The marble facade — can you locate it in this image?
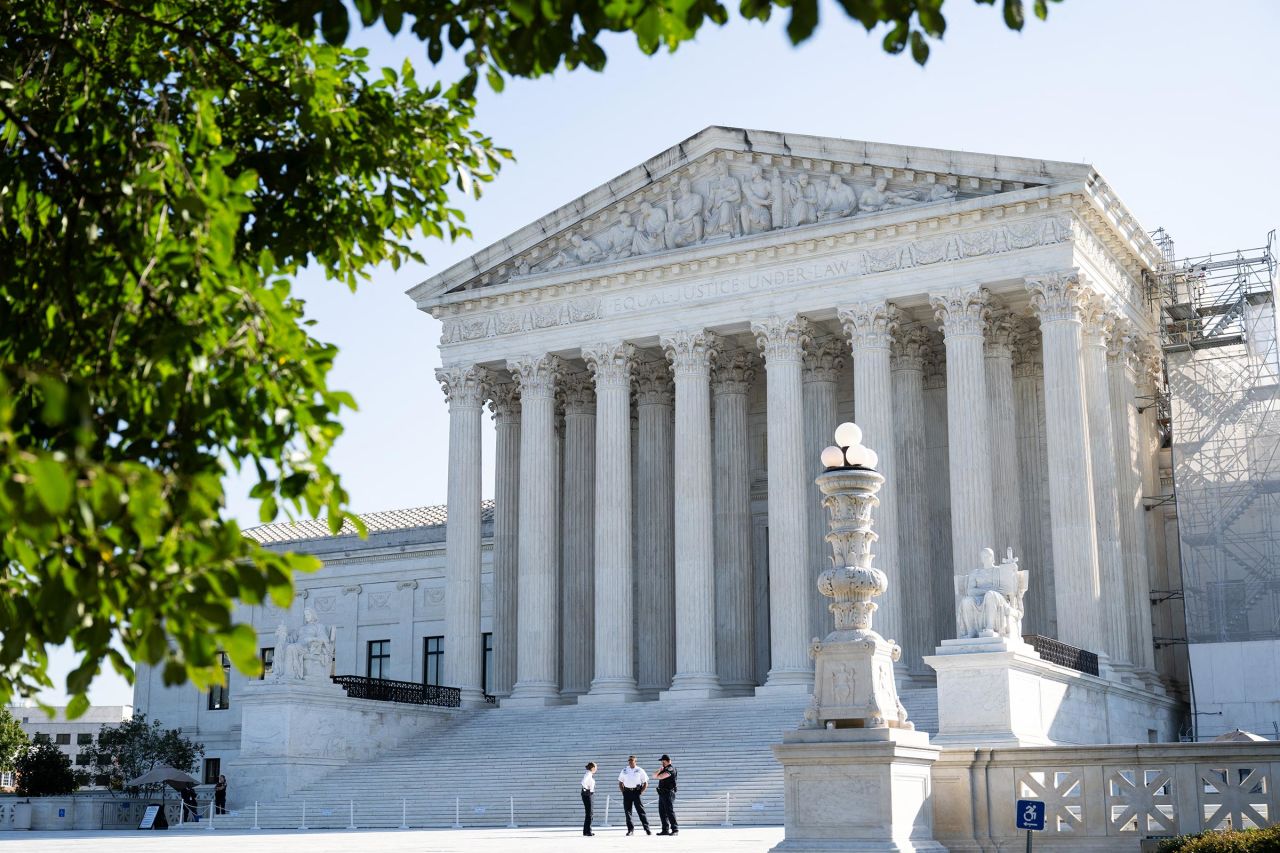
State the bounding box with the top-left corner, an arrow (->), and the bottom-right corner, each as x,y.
415,127 -> 1175,708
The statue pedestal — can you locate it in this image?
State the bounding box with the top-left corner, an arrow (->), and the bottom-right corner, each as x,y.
770,728 -> 946,853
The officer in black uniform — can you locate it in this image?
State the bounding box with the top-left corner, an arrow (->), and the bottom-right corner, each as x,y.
655,754 -> 678,836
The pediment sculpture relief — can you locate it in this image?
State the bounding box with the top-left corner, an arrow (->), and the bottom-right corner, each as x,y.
530,158 -> 962,276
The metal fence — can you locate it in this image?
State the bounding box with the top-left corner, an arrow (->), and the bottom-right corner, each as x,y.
331,675 -> 461,708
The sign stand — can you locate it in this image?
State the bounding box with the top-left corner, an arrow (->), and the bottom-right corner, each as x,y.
1016,798 -> 1046,853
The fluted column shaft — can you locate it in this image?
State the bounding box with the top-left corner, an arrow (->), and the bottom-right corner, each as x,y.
802,338 -> 844,645
752,316 -> 813,690
890,326 -> 934,676
505,355 -> 562,704
839,302 -> 904,663
930,288 -> 996,606
985,312 -> 1022,558
1012,333 -> 1057,638
490,386 -> 521,699
634,362 -> 675,695
662,331 -> 722,697
560,374 -> 596,697
437,365 -> 488,705
582,343 -> 640,702
1082,301 -> 1130,666
1026,272 -> 1102,649
713,352 -> 757,694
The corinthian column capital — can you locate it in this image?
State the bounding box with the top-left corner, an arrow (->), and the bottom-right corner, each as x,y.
890,324 -> 931,372
1011,321 -> 1044,378
983,309 -> 1017,360
929,287 -> 991,338
1081,293 -> 1118,343
711,350 -> 757,396
633,360 -> 674,406
660,330 -> 720,375
838,301 -> 901,351
802,335 -> 847,384
436,365 -> 490,408
582,342 -> 636,390
506,354 -> 563,399
1107,317 -> 1139,368
488,380 -> 521,423
560,370 -> 597,415
1025,270 -> 1091,323
751,315 -> 811,364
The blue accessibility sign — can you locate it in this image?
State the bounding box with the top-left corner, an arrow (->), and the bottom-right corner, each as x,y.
1016,800 -> 1046,831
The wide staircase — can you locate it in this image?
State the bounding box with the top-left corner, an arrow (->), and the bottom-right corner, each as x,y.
209,687 -> 938,830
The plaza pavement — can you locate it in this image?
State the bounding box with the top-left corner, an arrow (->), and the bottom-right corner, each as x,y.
12,826 -> 786,852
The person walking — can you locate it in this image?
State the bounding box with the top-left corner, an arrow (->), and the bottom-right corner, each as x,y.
581,762 -> 597,836
654,754 -> 678,836
214,774 -> 228,815
617,755 -> 651,836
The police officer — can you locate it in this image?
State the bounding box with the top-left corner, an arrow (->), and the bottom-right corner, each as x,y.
617,755 -> 651,835
655,754 -> 678,836
581,761 -> 597,836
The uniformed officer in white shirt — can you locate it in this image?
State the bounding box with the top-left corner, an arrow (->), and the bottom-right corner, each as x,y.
580,762 -> 597,836
617,755 -> 652,835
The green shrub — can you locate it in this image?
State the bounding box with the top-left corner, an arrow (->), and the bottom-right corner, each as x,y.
1157,825 -> 1280,853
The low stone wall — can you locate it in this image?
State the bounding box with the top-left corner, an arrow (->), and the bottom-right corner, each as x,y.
934,740 -> 1280,852
0,794 -> 192,831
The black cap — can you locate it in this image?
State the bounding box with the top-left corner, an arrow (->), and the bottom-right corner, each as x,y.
660,754 -> 670,761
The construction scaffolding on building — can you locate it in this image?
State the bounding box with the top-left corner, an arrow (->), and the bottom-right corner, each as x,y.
1154,228 -> 1280,738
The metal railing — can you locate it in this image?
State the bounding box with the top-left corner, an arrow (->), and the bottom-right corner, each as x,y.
1022,634 -> 1100,676
331,675 -> 461,708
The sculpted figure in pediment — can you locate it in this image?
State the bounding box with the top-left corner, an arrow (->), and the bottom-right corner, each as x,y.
924,182 -> 957,203
543,233 -> 604,271
665,177 -> 704,249
632,201 -> 669,255
741,166 -> 774,235
817,175 -> 858,221
704,162 -> 742,239
858,176 -> 919,212
786,173 -> 819,228
597,212 -> 637,260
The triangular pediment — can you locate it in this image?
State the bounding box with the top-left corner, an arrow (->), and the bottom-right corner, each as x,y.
408,127 -> 1096,306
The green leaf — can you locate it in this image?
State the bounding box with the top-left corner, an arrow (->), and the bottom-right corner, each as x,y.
31,457 -> 73,514
1004,0 -> 1026,30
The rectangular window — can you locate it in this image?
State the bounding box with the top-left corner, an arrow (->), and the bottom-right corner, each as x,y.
75,753 -> 91,766
207,651 -> 231,710
482,632 -> 494,696
423,636 -> 444,687
260,647 -> 275,681
203,757 -> 220,785
77,733 -> 93,745
367,640 -> 391,680
55,733 -> 71,745
33,732 -> 49,744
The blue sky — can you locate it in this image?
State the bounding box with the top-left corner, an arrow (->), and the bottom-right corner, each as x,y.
40,0 -> 1279,708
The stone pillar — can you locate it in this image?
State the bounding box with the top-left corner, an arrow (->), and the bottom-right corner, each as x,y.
489,382 -> 521,699
713,350 -> 757,695
436,365 -> 488,706
661,330 -> 722,699
1011,327 -> 1057,639
751,315 -> 813,691
889,324 -> 934,678
582,343 -> 641,703
1025,271 -> 1102,650
1081,297 -> 1131,668
504,354 -> 563,705
633,360 -> 675,697
838,302 -> 904,666
1108,323 -> 1158,679
802,336 -> 845,645
922,342 -> 955,649
929,288 -> 995,621
1137,342 -> 1170,688
985,309 -> 1022,559
560,371 -> 596,699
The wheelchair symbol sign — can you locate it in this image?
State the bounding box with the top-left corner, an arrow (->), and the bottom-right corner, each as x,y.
1016,799 -> 1046,831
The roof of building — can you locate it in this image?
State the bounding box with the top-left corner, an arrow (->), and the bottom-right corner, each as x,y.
243,500 -> 496,545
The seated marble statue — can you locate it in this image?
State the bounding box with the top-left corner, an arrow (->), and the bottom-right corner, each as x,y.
956,547 -> 1028,640
274,608 -> 336,682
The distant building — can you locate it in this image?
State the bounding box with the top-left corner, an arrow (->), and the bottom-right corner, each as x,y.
6,703 -> 133,788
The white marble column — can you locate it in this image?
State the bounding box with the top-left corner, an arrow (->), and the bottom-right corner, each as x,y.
504,354 -> 563,705
929,288 -> 996,616
581,343 -> 641,703
1082,297 -> 1131,667
922,343 -> 956,647
661,330 -> 722,699
712,350 -> 757,695
1136,342 -> 1169,688
801,336 -> 845,645
489,383 -> 522,699
838,302 -> 904,662
985,309 -> 1022,559
1108,323 -> 1158,681
1025,271 -> 1102,650
633,360 -> 675,697
890,324 -> 934,677
1011,328 -> 1057,639
751,315 -> 813,691
437,365 -> 489,706
560,371 -> 596,698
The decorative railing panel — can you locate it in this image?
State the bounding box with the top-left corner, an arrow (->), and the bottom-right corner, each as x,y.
331,675 -> 461,708
1023,634 -> 1100,676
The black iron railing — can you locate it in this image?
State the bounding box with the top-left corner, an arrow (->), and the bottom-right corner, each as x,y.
483,694 -> 497,705
1023,634 -> 1099,676
331,675 -> 461,708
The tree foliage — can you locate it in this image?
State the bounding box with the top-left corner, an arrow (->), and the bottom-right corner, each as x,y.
0,706 -> 28,774
15,741 -> 81,797
0,0 -> 1061,712
80,713 -> 203,793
